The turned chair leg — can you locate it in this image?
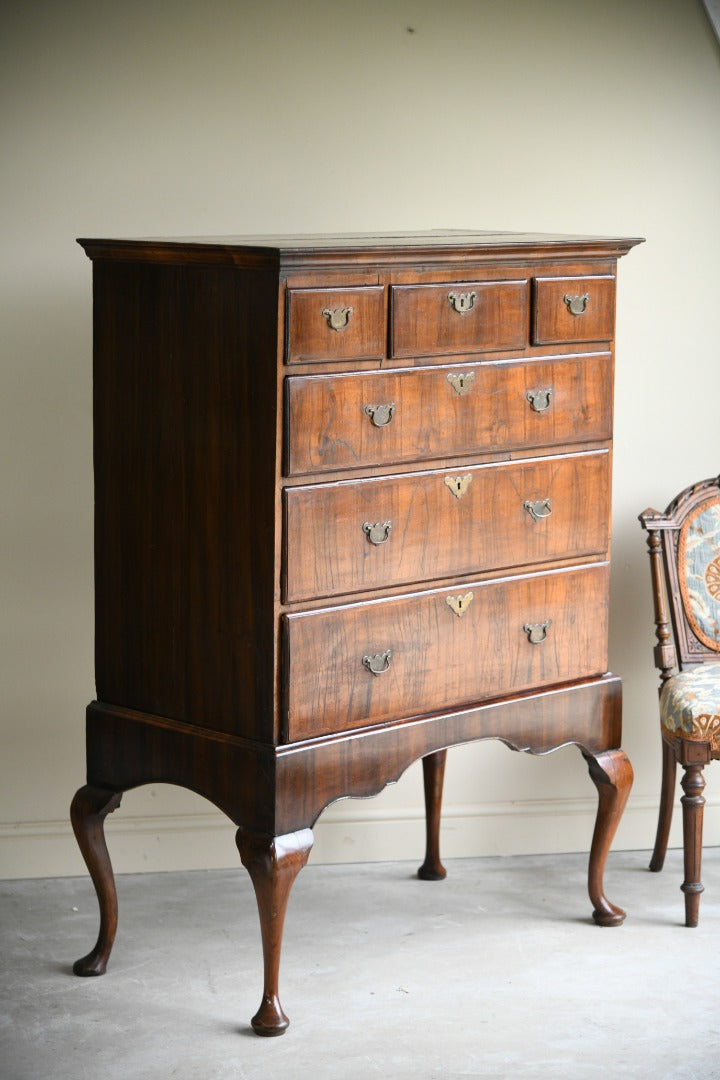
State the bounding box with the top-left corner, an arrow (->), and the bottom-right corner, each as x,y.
418,749 -> 448,881
236,828 -> 313,1036
583,749 -> 633,926
70,784 -> 123,975
650,738 -> 677,872
680,762 -> 706,928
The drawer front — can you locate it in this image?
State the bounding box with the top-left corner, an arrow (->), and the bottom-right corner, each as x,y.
286,354 -> 612,476
286,286 -> 385,363
533,276 -> 616,344
285,564 -> 609,741
391,280 -> 528,358
285,450 -> 610,602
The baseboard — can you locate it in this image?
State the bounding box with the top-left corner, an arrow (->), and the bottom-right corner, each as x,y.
2,795 -> 718,879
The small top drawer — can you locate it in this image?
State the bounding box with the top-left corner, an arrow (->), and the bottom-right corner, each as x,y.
391,280 -> 528,358
286,286 -> 385,363
533,276 -> 616,345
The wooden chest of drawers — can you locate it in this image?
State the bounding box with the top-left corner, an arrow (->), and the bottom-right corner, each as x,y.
71,230 -> 641,1036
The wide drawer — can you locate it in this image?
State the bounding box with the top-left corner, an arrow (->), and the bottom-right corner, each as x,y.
285,353 -> 612,476
285,450 -> 610,602
391,279 -> 528,358
533,276 -> 616,344
286,286 -> 385,363
284,563 -> 609,741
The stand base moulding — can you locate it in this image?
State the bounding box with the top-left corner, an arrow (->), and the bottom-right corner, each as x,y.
71,229 -> 641,1035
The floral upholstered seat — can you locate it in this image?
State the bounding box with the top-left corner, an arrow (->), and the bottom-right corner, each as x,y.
660,665 -> 720,750
639,476 -> 720,927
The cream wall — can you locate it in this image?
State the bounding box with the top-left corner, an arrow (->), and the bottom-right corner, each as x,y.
2,0 -> 719,878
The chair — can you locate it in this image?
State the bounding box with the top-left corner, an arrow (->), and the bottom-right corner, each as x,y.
640,475 -> 720,926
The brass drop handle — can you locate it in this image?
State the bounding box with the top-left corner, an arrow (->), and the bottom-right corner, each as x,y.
524,498 -> 552,522
524,620 -> 551,644
448,290 -> 477,314
321,306 -> 354,331
364,403 -> 396,428
564,293 -> 589,316
363,521 -> 392,545
362,649 -> 392,676
446,371 -> 476,396
526,388 -> 553,413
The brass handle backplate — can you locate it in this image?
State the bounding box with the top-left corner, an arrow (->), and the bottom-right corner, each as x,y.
448,290 -> 477,315
321,306 -> 354,331
524,620 -> 552,644
363,521 -> 392,546
563,293 -> 589,316
446,592 -> 473,617
446,371 -> 476,396
362,649 -> 392,676
364,403 -> 396,428
524,498 -> 552,522
526,388 -> 553,412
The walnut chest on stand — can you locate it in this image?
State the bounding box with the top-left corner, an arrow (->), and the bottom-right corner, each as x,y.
71,230 -> 641,1035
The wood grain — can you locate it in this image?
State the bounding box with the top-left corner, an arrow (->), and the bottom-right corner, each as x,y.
286,286 -> 384,363
236,828 -> 314,1035
70,785 -> 123,976
584,748 -> 634,925
285,563 -> 610,740
285,449 -> 610,602
533,275 -> 616,344
90,259 -> 279,740
286,353 -> 613,476
84,675 -> 623,836
391,279 -> 528,357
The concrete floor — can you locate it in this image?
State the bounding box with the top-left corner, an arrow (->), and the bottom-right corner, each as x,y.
2,849 -> 719,1080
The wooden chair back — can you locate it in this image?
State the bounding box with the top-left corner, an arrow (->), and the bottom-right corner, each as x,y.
639,475 -> 720,684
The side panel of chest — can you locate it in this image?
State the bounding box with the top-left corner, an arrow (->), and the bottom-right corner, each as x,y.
92,259 -> 280,739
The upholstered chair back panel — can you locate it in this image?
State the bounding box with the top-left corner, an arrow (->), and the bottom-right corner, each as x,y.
679,498 -> 720,652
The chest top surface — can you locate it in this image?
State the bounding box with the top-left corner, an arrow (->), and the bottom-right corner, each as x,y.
78,229 -> 643,268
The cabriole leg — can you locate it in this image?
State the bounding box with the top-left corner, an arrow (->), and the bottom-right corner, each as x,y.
70,784 -> 123,975
583,749 -> 633,926
418,749 -> 448,881
650,738 -> 677,872
680,762 -> 706,928
236,828 -> 313,1036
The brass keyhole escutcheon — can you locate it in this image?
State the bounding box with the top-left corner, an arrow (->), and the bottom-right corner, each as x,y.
563,293 -> 590,316
526,388 -> 553,413
446,592 -> 473,618
524,498 -> 552,522
444,474 -> 472,500
321,306 -> 354,331
363,521 -> 392,546
524,620 -> 551,644
446,371 -> 476,396
448,291 -> 477,315
364,403 -> 396,428
362,649 -> 392,676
